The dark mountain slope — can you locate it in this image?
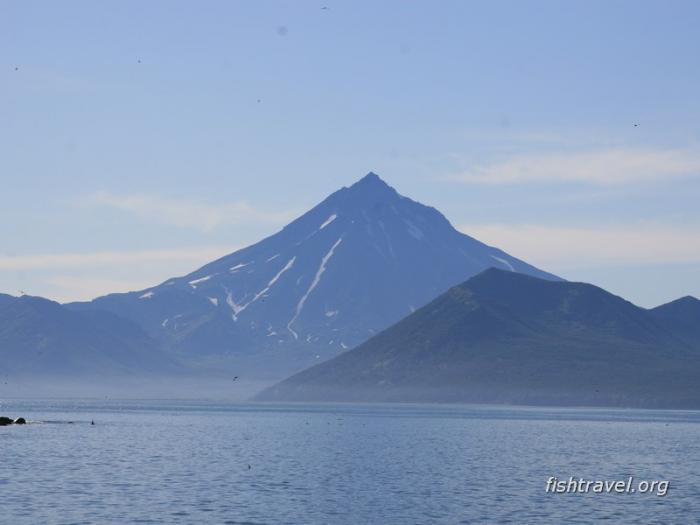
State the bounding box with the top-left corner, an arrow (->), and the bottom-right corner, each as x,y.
0,296 -> 178,377
650,296 -> 700,347
258,270 -> 700,408
0,293 -> 15,308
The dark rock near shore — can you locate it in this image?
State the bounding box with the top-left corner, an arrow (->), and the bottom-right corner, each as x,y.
0,416 -> 27,425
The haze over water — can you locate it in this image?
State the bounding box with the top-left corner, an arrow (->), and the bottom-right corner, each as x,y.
2,400 -> 699,524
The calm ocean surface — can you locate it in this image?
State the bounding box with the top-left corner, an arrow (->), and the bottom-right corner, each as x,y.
1,399 -> 699,524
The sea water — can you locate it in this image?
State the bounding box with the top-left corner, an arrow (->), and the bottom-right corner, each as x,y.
1,400 -> 699,524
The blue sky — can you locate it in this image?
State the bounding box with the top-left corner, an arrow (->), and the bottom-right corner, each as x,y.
2,0 -> 699,306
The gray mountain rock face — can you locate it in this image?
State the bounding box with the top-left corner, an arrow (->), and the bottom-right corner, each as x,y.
68,173 -> 560,379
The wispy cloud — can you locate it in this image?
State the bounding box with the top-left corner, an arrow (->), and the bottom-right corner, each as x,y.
0,247 -> 237,302
0,247 -> 234,271
43,276 -> 160,303
448,148 -> 700,185
459,223 -> 700,268
87,192 -> 298,232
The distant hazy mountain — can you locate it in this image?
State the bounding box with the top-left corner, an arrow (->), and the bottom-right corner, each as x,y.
650,296 -> 700,345
0,293 -> 14,309
68,173 -> 559,379
258,269 -> 700,408
0,295 -> 177,377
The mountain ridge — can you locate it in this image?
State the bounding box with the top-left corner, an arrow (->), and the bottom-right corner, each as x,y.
650,295 -> 700,345
0,295 -> 180,377
67,173 -> 560,380
258,269 -> 700,408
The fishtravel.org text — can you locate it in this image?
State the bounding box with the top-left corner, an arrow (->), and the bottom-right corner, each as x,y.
546,477 -> 669,496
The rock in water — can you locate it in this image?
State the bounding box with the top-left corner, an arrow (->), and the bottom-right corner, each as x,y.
14,417 -> 26,425
0,416 -> 14,426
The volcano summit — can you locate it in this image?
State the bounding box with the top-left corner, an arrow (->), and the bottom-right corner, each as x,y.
69,173 -> 559,380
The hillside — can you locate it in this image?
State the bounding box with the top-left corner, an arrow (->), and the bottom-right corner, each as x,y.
0,295 -> 178,377
258,269 -> 700,408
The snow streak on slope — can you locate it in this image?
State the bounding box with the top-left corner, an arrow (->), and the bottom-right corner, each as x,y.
225,257 -> 296,321
287,238 -> 343,339
404,219 -> 425,240
252,257 -> 296,302
225,289 -> 247,320
320,214 -> 337,230
189,276 -> 212,287
491,255 -> 515,272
